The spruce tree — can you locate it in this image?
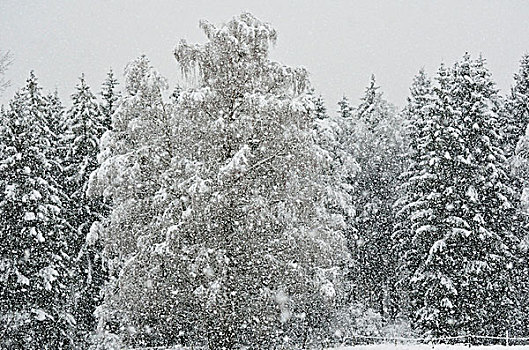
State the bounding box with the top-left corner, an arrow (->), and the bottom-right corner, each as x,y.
511,55 -> 529,215
509,54 -> 529,336
63,74 -> 108,345
348,76 -> 405,317
310,89 -> 327,120
45,90 -> 66,136
337,96 -> 353,119
391,68 -> 437,318
88,55 -> 178,348
312,90 -> 358,278
393,65 -> 454,332
510,126 -> 529,336
395,54 -> 520,337
0,72 -> 74,349
64,75 -> 104,197
100,68 -> 120,131
504,53 -> 529,158
43,90 -> 68,181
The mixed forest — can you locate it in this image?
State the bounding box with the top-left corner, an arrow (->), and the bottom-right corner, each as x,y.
2,13 -> 529,350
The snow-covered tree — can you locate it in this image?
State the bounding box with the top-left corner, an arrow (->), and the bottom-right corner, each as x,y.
513,127 -> 529,194
347,75 -> 406,317
395,54 -> 520,337
508,54 -> 529,238
309,89 -> 327,120
512,56 -> 529,212
509,125 -> 529,336
88,54 -> 174,348
64,75 -> 105,197
62,74 -> 109,345
43,90 -> 68,175
355,75 -> 396,130
393,67 -> 449,327
100,69 -> 120,131
89,13 -> 349,349
504,54 -> 529,158
44,89 -> 65,133
509,54 -> 529,337
0,72 -> 75,349
401,69 -> 434,163
311,92 -> 357,234
337,96 -> 353,120
311,90 -> 358,292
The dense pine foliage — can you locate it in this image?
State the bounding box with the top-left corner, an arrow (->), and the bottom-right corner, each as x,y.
1,12 -> 529,349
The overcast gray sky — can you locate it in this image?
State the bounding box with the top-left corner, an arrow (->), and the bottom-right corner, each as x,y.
1,0 -> 529,110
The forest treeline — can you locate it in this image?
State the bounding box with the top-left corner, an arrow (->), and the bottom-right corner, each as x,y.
1,13 -> 529,349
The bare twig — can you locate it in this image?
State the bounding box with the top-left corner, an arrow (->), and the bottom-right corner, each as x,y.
0,50 -> 13,95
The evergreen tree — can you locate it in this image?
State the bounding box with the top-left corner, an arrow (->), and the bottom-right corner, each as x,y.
89,14 -> 349,349
512,55 -> 529,209
356,74 -> 395,131
509,55 -> 529,336
337,96 -> 353,119
43,90 -> 68,179
0,72 -> 74,349
45,89 -> 66,136
63,74 -> 109,345
395,54 -> 520,337
88,55 -> 177,348
510,126 -> 529,336
100,68 -> 120,131
391,68 -> 437,319
348,76 -> 405,318
64,75 -> 104,196
311,91 -> 357,227
504,53 -> 529,158
312,89 -> 358,286
309,89 -> 327,120
401,68 -> 434,165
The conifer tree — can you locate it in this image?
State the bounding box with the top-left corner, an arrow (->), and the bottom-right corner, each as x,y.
64,75 -> 104,195
395,54 -> 520,337
356,75 -> 395,131
337,96 -> 353,119
88,55 -> 177,348
311,91 -> 357,215
509,55 -> 529,336
310,90 -> 327,120
509,126 -> 529,336
512,56 -> 529,211
45,90 -> 66,136
348,76 -> 405,317
100,68 -> 120,131
63,74 -> 108,345
0,72 -> 74,349
43,90 -> 68,179
391,68 -> 437,318
504,53 -> 529,158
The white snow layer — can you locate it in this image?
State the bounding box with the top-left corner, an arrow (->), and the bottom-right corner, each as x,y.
330,345 -> 529,350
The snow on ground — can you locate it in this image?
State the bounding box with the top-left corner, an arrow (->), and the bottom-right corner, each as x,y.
329,345 -> 529,350
146,345 -> 529,350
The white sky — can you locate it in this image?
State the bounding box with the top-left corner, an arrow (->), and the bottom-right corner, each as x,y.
1,0 -> 529,110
